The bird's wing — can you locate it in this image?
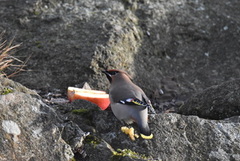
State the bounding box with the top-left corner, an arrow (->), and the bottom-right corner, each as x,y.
111,83 -> 156,114
119,98 -> 156,114
119,98 -> 148,106
141,94 -> 156,114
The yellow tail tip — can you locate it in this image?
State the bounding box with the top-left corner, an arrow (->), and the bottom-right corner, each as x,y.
140,133 -> 153,139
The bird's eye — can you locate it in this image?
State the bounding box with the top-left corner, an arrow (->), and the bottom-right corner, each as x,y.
110,71 -> 119,75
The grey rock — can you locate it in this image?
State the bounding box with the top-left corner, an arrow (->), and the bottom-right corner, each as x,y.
0,76 -> 240,161
146,114 -> 240,161
178,79 -> 240,119
61,121 -> 89,154
2,120 -> 21,135
0,0 -> 239,100
0,77 -> 85,160
86,111 -> 240,161
1,0 -> 240,160
83,138 -> 115,161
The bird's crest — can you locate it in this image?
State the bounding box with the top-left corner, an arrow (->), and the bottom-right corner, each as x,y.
106,69 -> 133,80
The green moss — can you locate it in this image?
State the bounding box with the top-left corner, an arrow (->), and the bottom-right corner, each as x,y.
33,10 -> 41,15
71,108 -> 90,115
0,87 -> 14,95
84,135 -> 101,148
35,41 -> 42,48
69,157 -> 76,161
71,108 -> 95,126
112,149 -> 150,160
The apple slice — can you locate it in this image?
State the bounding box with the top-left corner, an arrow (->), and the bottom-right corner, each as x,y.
67,87 -> 110,110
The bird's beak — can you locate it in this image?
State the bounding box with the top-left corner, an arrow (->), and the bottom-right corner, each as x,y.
102,71 -> 112,82
102,71 -> 111,77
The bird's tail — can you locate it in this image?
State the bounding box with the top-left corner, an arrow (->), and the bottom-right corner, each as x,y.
139,124 -> 153,139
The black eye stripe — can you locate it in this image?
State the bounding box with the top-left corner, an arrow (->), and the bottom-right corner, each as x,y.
109,71 -> 119,75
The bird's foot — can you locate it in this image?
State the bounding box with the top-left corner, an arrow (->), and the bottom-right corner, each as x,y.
121,126 -> 139,141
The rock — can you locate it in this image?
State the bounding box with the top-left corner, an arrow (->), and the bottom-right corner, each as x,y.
0,75 -> 38,95
147,114 -> 240,161
83,137 -> 115,161
1,76 -> 240,161
83,110 -> 240,160
0,0 -> 240,101
60,121 -> 89,156
178,79 -> 240,119
1,0 -> 240,160
2,120 -> 21,136
0,77 -> 86,160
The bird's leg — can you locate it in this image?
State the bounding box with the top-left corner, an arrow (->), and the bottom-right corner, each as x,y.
121,126 -> 139,141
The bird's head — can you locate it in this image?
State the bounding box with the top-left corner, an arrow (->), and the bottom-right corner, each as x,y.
102,69 -> 132,83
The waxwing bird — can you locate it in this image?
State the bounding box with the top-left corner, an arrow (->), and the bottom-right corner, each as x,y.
102,69 -> 155,139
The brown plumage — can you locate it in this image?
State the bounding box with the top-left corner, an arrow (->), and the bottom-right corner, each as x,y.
102,69 -> 155,139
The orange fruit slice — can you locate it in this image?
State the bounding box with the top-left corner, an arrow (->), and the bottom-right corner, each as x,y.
67,87 -> 110,110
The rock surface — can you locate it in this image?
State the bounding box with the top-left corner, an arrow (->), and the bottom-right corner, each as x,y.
0,77 -> 86,161
179,79 -> 240,120
1,77 -> 240,160
0,0 -> 240,160
1,0 -> 239,99
81,106 -> 240,161
149,114 -> 240,161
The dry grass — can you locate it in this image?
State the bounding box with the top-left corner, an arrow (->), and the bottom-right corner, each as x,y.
0,32 -> 25,77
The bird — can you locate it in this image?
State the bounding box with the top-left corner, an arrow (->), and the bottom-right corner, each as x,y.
102,69 -> 155,140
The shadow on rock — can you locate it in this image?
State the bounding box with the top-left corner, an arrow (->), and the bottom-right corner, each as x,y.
178,79 -> 240,120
